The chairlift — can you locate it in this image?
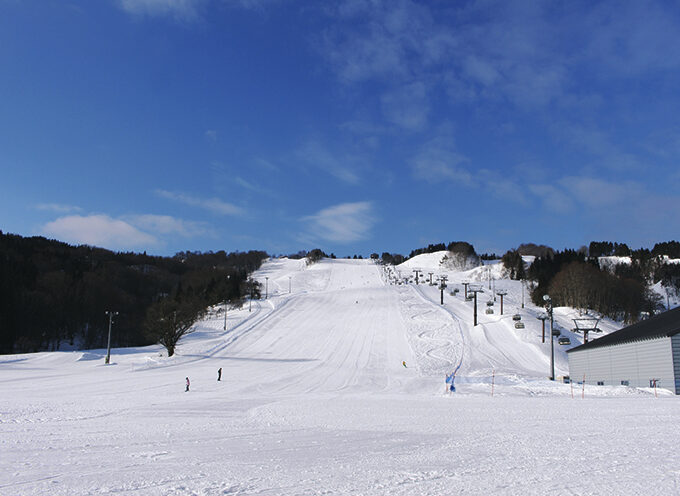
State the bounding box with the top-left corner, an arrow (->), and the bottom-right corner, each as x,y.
486,301 -> 494,307
514,321 -> 525,329
512,314 -> 522,321
486,308 -> 494,314
558,337 -> 571,345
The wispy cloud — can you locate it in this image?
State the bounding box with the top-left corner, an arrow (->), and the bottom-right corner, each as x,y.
41,214 -> 158,250
156,189 -> 245,216
302,201 -> 375,243
297,141 -> 361,184
205,129 -> 218,141
411,131 -> 472,186
125,214 -> 212,237
34,203 -> 82,214
117,0 -> 204,21
380,81 -> 430,131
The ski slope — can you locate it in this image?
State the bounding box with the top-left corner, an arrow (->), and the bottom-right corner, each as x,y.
2,257 -> 679,495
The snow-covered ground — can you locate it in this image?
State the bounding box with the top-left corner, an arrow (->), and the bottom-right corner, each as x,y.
2,256 -> 679,495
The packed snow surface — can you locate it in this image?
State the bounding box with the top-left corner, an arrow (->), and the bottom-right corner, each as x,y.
2,257 -> 679,495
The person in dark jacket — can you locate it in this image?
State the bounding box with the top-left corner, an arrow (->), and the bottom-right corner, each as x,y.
217,368 -> 222,381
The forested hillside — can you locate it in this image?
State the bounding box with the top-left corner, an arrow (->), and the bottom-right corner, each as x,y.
0,232 -> 266,354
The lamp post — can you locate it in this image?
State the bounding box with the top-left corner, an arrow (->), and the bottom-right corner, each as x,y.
265,277 -> 269,299
543,294 -> 555,381
249,278 -> 253,312
104,310 -> 118,365
224,274 -> 230,331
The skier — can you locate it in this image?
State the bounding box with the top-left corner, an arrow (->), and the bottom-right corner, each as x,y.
185,377 -> 190,392
402,361 -> 407,368
217,367 -> 222,382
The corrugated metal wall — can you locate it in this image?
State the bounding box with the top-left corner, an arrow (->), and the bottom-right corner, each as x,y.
672,334 -> 680,395
568,337 -> 676,392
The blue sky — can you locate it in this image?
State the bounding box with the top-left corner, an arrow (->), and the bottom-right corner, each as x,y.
2,0 -> 680,257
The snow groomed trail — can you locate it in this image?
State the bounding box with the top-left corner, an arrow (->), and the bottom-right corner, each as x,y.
2,257 -> 680,495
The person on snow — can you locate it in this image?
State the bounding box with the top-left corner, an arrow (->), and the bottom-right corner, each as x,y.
217,367 -> 222,381
402,361 -> 407,368
185,377 -> 190,392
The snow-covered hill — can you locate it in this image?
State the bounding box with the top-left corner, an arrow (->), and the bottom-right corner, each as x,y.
2,257 -> 679,495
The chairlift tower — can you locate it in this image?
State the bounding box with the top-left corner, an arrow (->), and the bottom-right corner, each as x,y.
462,280 -> 470,300
439,275 -> 448,305
536,313 -> 548,343
469,285 -> 484,326
413,269 -> 422,285
572,318 -> 601,343
495,290 -> 507,315
428,272 -> 434,285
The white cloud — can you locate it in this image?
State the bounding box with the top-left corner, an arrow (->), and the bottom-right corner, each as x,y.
156,190 -> 245,216
117,0 -> 204,20
41,215 -> 158,250
205,129 -> 218,141
302,202 -> 375,243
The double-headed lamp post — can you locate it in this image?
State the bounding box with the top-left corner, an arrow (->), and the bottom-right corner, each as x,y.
105,310 -> 119,365
224,274 -> 230,331
543,294 -> 555,381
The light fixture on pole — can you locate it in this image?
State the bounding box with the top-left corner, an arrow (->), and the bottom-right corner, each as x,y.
249,278 -> 254,312
105,310 -> 119,365
224,274 -> 230,331
543,294 -> 555,381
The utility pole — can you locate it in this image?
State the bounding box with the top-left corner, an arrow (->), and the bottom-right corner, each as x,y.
496,290 -> 507,315
469,286 -> 484,326
439,275 -> 448,305
265,276 -> 269,299
104,310 -> 118,365
521,280 -> 525,308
